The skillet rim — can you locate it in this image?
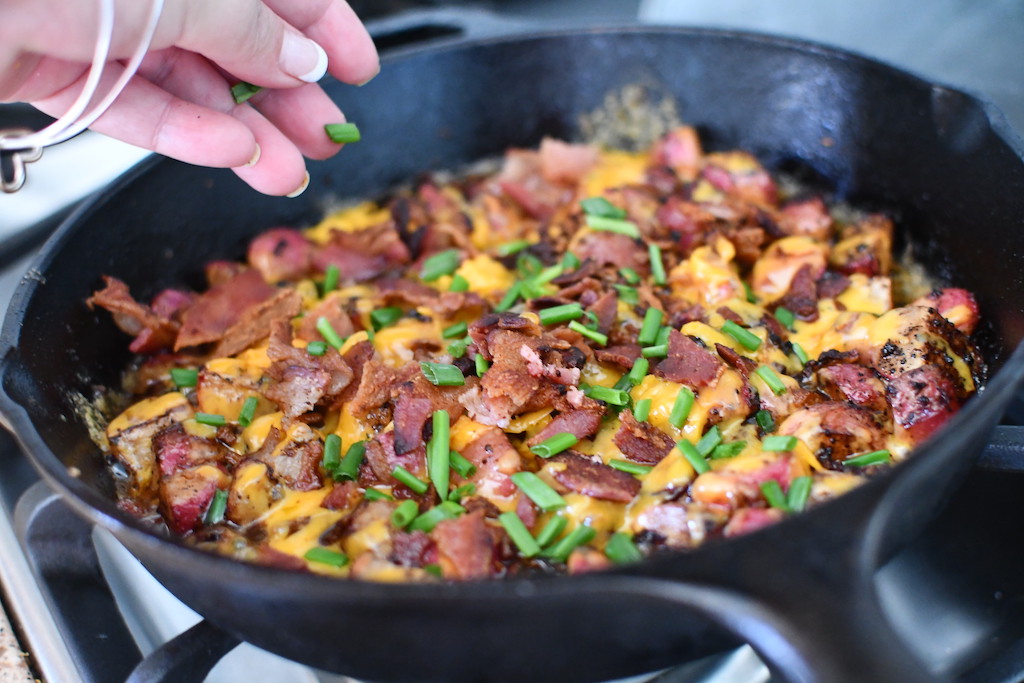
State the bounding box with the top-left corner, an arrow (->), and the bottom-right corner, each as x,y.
2,24 -> 1024,602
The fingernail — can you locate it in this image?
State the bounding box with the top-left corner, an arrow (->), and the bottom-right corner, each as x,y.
280,33 -> 328,83
245,144 -> 261,167
357,64 -> 381,87
286,171 -> 310,198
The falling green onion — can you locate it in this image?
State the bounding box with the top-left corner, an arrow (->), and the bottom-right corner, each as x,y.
678,440 -> 710,474
474,353 -> 489,376
605,532 -> 643,565
562,252 -> 581,270
511,472 -> 567,511
581,196 -> 627,219
495,282 -> 522,312
627,358 -> 650,385
499,511 -> 541,557
669,387 -> 696,428
755,409 -> 776,433
409,501 -> 464,533
775,306 -> 795,330
391,499 -> 419,528
447,337 -> 470,358
710,441 -> 746,460
370,306 -> 403,331
787,476 -> 812,512
586,215 -> 640,238
609,459 -> 652,476
755,366 -> 787,396
316,317 -> 346,349
633,398 -> 652,422
721,320 -> 762,351
322,264 -> 340,294
195,412 -> 226,427
792,342 -> 810,365
534,516 -> 568,547
449,450 -> 477,478
638,307 -> 664,346
583,385 -> 630,406
449,274 -> 470,292
530,433 -> 578,458
448,483 -> 476,502
304,547 -> 349,567
543,524 -> 596,563
844,449 -> 892,468
539,303 -> 584,326
420,249 -> 461,282
204,489 -> 227,524
762,435 -> 798,452
170,368 -> 198,389
619,267 -> 641,285
641,344 -> 668,358
230,81 -> 262,104
238,396 -> 258,428
760,480 -> 789,510
442,321 -> 468,339
568,320 -> 608,346
420,362 -> 465,387
695,425 -> 722,457
496,239 -> 532,257
336,441 -> 366,481
429,410 -> 451,498
743,280 -> 758,304
648,243 -> 667,285
392,466 -> 429,494
363,488 -> 394,501
323,434 -> 342,474
325,122 -> 361,144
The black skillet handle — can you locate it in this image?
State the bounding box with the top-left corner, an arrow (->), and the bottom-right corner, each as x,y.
125,619 -> 240,683
975,424 -> 1024,472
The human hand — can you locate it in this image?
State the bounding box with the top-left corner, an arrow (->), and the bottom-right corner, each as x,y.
0,0 -> 379,196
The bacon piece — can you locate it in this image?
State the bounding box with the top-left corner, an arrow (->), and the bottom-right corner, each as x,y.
313,222 -> 410,282
779,402 -> 886,469
816,271 -> 851,299
153,423 -> 232,476
656,197 -> 715,254
723,507 -> 785,538
613,409 -> 675,464
296,296 -> 355,343
249,425 -> 324,491
715,343 -> 757,377
573,232 -> 646,272
886,365 -> 962,443
390,530 -> 436,568
587,291 -> 618,334
520,345 -> 580,386
548,452 -> 640,502
775,264 -> 818,321
151,288 -> 194,319
567,547 -> 613,574
779,197 -> 832,240
701,152 -> 777,205
347,358 -> 400,421
247,228 -> 315,283
467,330 -> 543,427
729,226 -> 766,266
213,289 -> 303,357
175,269 -> 276,350
265,320 -> 353,417
913,288 -> 980,335
654,330 -> 723,388
515,494 -> 537,529
159,467 -> 224,534
204,261 -> 247,287
539,138 -> 599,183
528,407 -> 604,446
468,314 -> 542,359
595,344 -> 641,369
364,431 -> 428,484
459,427 -> 521,504
432,510 -> 497,580
320,481 -> 358,511
88,276 -> 181,354
393,395 -> 433,455
716,306 -> 743,325
650,126 -> 702,180
817,364 -> 887,413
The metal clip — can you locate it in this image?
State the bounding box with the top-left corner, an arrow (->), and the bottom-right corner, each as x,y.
0,0 -> 163,193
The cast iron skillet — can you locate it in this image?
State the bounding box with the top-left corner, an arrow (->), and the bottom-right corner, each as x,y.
3,18 -> 1024,683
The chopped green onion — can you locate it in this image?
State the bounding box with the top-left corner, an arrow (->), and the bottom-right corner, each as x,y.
743,280 -> 758,304
582,310 -> 600,331
619,267 -> 641,285
633,398 -> 652,422
605,532 -> 643,565
305,341 -> 330,358
499,511 -> 541,557
614,284 -> 639,304
336,441 -> 366,481
530,433 -> 578,458
532,264 -> 564,288
534,516 -> 567,547
695,425 -> 722,457
609,459 -> 652,476
760,480 -> 789,511
627,357 -> 650,385
447,337 -> 470,358
755,366 -> 787,395
792,342 -> 810,365
316,317 -> 346,349
710,441 -> 746,460
170,368 -> 198,389
586,215 -> 640,238
423,564 -> 443,577
204,489 -> 227,524
429,410 -> 450,498
648,243 -> 667,285
449,274 -> 470,292
325,122 -> 361,144
562,252 -> 581,270
762,435 -> 798,452
322,264 -> 340,294
641,344 -> 668,358
391,499 -> 419,528
391,466 -> 429,494
638,307 -> 664,346
474,353 -> 489,376
670,387 -> 696,428
721,320 -> 762,351
195,412 -> 226,427
568,320 -> 608,346
420,249 -> 461,282
304,547 -> 349,567
655,326 -> 672,347
448,483 -> 476,502
363,488 -> 394,501
678,440 -> 710,474
543,524 -> 596,563
775,306 -> 796,330
370,306 -> 403,331
420,362 -> 465,386
409,501 -> 464,533
495,282 -> 522,312
511,472 -> 566,511
581,196 -> 627,219
787,476 -> 812,512
230,81 -> 262,104
517,253 -> 542,278
449,450 -> 476,478
323,434 -> 342,473
583,385 -> 630,406
496,239 -> 532,257
442,321 -> 468,339
755,409 -> 776,433
844,449 -> 892,468
238,396 -> 258,428
539,303 -> 584,326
